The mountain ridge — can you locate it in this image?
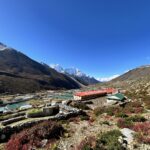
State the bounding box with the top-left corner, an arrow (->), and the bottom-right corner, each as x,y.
111,65 -> 150,82
0,43 -> 82,94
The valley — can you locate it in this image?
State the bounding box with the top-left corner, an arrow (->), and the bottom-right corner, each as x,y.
0,43 -> 150,150
0,83 -> 150,150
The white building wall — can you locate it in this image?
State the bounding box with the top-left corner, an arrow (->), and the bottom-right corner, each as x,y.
74,95 -> 82,100
106,99 -> 117,105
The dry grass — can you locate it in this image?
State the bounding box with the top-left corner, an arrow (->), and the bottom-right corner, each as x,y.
57,114 -> 118,150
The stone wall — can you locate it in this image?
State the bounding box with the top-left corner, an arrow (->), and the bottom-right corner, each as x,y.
0,105 -> 82,143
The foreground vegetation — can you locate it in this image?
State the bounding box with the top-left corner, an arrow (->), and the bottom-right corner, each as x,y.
0,85 -> 150,150
6,120 -> 64,150
77,130 -> 124,150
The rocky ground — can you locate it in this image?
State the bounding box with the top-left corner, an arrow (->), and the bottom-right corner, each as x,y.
57,113 -> 118,150
0,88 -> 150,150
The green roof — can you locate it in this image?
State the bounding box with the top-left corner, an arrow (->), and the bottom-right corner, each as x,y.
107,93 -> 125,101
52,93 -> 73,100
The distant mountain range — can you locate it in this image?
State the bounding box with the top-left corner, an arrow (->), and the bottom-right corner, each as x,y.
50,64 -> 100,85
1,41 -> 150,94
0,42 -> 82,94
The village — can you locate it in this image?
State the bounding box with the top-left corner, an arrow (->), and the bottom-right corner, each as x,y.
0,88 -> 127,126
0,87 -> 150,150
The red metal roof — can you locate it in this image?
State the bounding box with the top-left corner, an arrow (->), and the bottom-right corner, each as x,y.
74,88 -> 117,97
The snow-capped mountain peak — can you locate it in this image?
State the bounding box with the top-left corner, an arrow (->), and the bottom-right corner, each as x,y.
50,64 -> 86,77
0,42 -> 7,51
65,67 -> 86,77
50,64 -> 64,73
50,64 -> 99,85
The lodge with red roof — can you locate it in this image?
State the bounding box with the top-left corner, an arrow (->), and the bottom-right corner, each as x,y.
74,88 -> 118,100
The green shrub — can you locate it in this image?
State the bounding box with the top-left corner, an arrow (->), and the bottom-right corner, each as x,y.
73,102 -> 90,110
95,130 -> 124,150
117,118 -> 134,129
106,106 -> 117,116
82,145 -> 91,150
102,121 -> 110,126
117,115 -> 146,129
94,106 -> 120,116
0,100 -> 3,104
115,113 -> 128,118
126,115 -> 146,122
94,107 -> 105,116
80,115 -> 90,121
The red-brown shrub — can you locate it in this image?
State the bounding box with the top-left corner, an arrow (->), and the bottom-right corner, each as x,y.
6,121 -> 64,150
133,122 -> 150,134
117,118 -> 134,129
123,101 -> 144,114
133,122 -> 150,144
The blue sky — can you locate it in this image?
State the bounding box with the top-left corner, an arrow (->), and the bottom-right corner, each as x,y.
0,0 -> 150,79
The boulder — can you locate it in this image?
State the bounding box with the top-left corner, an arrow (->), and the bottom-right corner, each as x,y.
120,128 -> 135,144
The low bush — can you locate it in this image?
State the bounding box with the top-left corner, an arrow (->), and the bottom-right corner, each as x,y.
117,115 -> 146,129
123,101 -> 144,114
77,130 -> 125,150
94,106 -> 122,117
126,115 -> 146,122
93,107 -> 106,116
72,102 -> 90,110
80,115 -> 90,121
115,113 -> 128,118
0,100 -> 3,104
143,98 -> 150,110
94,101 -> 144,118
130,101 -> 142,108
111,101 -> 144,117
0,126 -> 13,143
95,130 -> 124,150
133,122 -> 150,144
102,121 -> 110,126
106,106 -> 123,116
6,121 -> 64,150
105,106 -> 116,116
135,133 -> 150,144
117,118 -> 134,129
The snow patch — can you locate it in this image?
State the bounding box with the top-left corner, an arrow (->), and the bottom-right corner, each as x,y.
50,64 -> 87,77
50,64 -> 64,73
97,74 -> 120,82
0,43 -> 7,51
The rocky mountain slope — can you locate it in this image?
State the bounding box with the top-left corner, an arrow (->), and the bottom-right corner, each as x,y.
112,65 -> 150,82
100,65 -> 150,95
0,43 -> 82,94
50,64 -> 99,85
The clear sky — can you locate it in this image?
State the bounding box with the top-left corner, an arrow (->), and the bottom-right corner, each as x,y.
0,0 -> 150,79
